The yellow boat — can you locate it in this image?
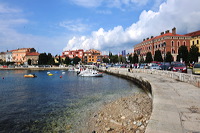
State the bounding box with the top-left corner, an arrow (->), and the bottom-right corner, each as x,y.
24,74 -> 37,78
48,73 -> 53,76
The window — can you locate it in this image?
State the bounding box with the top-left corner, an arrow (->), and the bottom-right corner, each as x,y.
171,41 -> 174,47
193,41 -> 195,45
177,41 -> 180,47
197,40 -> 199,44
183,41 -> 186,46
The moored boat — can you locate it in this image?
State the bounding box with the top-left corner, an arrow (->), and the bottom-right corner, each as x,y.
48,73 -> 53,76
24,74 -> 37,78
78,69 -> 103,77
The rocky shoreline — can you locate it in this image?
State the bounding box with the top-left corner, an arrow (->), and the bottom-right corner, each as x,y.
86,92 -> 152,133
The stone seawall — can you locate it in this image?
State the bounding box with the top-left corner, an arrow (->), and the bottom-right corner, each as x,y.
99,67 -> 200,133
100,68 -> 152,96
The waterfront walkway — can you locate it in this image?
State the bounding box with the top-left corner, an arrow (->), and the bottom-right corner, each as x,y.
101,68 -> 200,133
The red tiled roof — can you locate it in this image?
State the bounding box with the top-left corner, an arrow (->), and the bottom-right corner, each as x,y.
26,52 -> 40,56
185,30 -> 200,37
135,32 -> 189,46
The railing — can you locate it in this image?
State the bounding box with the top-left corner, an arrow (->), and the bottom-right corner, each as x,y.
105,67 -> 200,88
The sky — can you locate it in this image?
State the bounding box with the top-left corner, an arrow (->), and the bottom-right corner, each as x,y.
0,0 -> 200,55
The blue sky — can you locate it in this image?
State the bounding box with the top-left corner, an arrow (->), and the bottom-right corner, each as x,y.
0,0 -> 200,55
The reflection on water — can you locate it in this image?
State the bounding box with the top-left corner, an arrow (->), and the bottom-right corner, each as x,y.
0,70 -> 143,132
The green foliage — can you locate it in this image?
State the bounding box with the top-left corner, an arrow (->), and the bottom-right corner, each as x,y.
64,56 -> 71,65
132,53 -> 139,63
165,52 -> 173,63
145,52 -> 153,63
72,56 -> 81,64
177,45 -> 189,62
154,50 -> 163,62
102,58 -> 109,63
189,45 -> 199,63
128,55 -> 133,63
38,53 -> 54,65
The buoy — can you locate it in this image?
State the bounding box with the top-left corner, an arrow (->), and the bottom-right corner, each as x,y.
2,77 -> 4,79
60,76 -> 62,78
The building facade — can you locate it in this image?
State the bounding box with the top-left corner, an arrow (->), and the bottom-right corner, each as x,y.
134,28 -> 191,61
25,52 -> 40,65
83,49 -> 102,64
0,52 -> 6,62
12,48 -> 37,65
62,49 -> 84,60
185,30 -> 200,52
5,51 -> 13,62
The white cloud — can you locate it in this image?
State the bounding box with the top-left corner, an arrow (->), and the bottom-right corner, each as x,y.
0,3 -> 21,13
69,0 -> 103,8
59,19 -> 91,32
69,0 -> 148,9
64,0 -> 200,54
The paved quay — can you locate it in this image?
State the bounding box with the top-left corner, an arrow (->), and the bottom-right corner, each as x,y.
100,67 -> 200,133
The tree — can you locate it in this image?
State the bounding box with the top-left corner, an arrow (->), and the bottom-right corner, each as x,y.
145,52 -> 153,63
154,50 -> 163,62
189,45 -> 199,63
64,56 -> 71,65
165,52 -> 173,63
177,45 -> 189,62
72,56 -> 81,64
111,55 -> 119,63
38,53 -> 54,65
47,53 -> 55,65
38,53 -> 48,65
128,55 -> 133,63
132,53 -> 139,63
103,58 -> 109,63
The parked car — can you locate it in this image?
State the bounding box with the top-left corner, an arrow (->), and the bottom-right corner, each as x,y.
159,62 -> 171,70
192,63 -> 200,74
139,63 -> 147,69
150,64 -> 160,70
171,63 -> 187,73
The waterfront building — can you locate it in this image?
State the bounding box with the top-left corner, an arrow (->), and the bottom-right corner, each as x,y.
185,30 -> 200,52
83,49 -> 102,64
25,52 -> 40,65
134,27 -> 191,61
12,48 -> 37,65
0,52 -> 6,62
62,49 -> 84,60
5,50 -> 13,62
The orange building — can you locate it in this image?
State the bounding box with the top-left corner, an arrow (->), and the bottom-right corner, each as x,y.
62,49 -> 84,60
83,49 -> 102,64
12,48 -> 37,65
134,27 -> 191,61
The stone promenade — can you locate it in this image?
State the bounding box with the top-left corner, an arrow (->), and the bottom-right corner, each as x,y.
101,68 -> 200,133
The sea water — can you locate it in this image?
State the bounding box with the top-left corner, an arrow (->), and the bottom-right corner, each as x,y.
0,70 -> 144,132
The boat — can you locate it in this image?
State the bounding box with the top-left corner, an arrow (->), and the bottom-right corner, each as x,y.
48,73 -> 53,76
24,74 -> 37,78
78,69 -> 103,77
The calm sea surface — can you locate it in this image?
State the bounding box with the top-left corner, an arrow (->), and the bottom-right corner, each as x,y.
0,70 -> 143,132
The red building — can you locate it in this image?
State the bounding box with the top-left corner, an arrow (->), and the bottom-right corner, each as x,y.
134,27 -> 191,61
62,49 -> 84,60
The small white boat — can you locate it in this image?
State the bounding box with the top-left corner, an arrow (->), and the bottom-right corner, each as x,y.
78,69 -> 103,77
